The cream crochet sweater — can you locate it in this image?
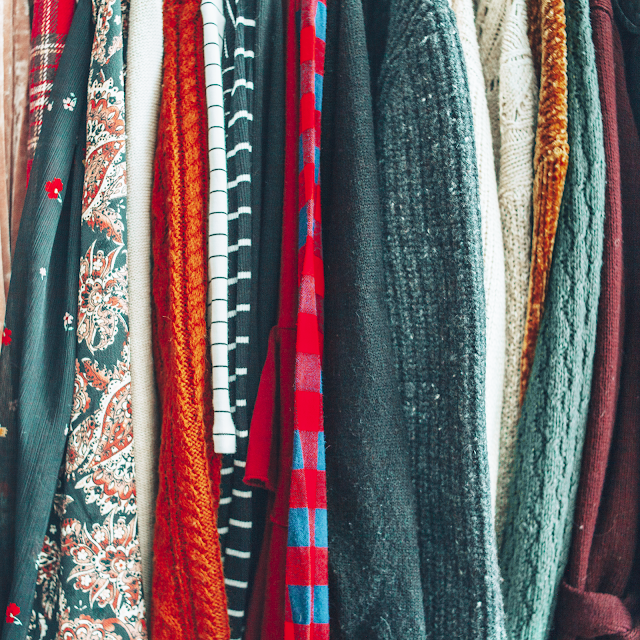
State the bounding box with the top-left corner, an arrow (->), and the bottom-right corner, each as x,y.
451,0 -> 506,515
476,0 -> 537,537
125,0 -> 163,608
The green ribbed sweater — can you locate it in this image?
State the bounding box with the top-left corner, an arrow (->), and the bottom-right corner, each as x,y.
498,0 -> 606,635
375,0 -> 506,638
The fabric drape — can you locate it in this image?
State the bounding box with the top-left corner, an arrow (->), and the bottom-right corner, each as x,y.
282,0 -> 329,636
519,0 -> 569,398
612,0 -> 640,132
498,0 -> 606,632
25,0 -> 74,187
321,0 -> 427,636
552,0 -> 625,633
553,17 -> 640,640
246,0 -> 285,597
125,0 -> 163,612
375,0 -> 507,637
202,0 -> 236,455
243,1 -> 298,636
218,0 -> 257,635
0,0 -> 92,634
30,0 -> 148,634
0,0 -> 30,332
450,0 -> 505,513
150,0 -> 229,635
492,0 -> 537,540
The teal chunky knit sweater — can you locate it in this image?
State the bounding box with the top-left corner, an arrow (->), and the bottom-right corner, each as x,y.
498,0 -> 606,635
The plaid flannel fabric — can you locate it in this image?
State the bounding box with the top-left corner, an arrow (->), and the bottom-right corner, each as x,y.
26,0 -> 75,182
284,1 -> 329,639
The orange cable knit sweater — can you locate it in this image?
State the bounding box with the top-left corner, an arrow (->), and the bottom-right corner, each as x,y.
150,0 -> 229,636
520,0 -> 570,400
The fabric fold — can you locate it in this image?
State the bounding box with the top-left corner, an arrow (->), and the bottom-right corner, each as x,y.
320,0 -> 427,636
518,0 -> 569,399
150,0 -> 229,634
126,0 -> 163,611
375,0 -> 507,637
493,0 -> 537,540
451,0 -> 506,514
0,0 -> 93,632
499,0 -> 606,631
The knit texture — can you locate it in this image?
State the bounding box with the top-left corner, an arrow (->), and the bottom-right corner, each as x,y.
475,0 -> 510,173
150,0 -> 229,635
218,0 -> 257,634
321,0 -> 427,635
498,0 -> 606,633
553,0 -> 624,631
450,0 -> 506,514
0,0 -> 92,629
125,0 -> 163,611
375,1 -> 506,637
519,0 -> 570,399
553,20 -> 640,640
493,0 -> 537,540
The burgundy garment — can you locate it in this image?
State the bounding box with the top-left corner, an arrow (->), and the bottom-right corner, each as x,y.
553,14 -> 640,640
243,0 -> 297,637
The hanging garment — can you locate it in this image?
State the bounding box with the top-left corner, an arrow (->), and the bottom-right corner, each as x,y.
202,0 -> 235,456
247,0 -> 285,592
0,0 -> 30,328
492,0 -> 537,541
475,0 -> 510,173
28,0 -> 148,636
125,0 -> 163,612
320,0 -> 427,637
217,0 -> 257,636
243,1 -> 298,636
553,19 -> 640,640
150,0 -> 229,634
25,0 -> 75,187
498,0 -> 606,632
283,0 -> 330,635
612,0 -> 640,132
375,0 -> 506,637
519,0 -> 569,399
0,0 -> 92,631
249,0 -> 284,413
450,0 -> 506,514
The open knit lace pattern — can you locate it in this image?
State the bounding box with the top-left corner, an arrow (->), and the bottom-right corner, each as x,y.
492,0 -> 538,540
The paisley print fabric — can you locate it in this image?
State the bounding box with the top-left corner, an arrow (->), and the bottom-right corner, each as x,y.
27,0 -> 147,638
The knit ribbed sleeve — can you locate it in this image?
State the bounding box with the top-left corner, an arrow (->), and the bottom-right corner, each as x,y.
493,0 -> 537,540
375,1 -> 506,637
451,0 -> 506,516
498,0 -> 606,633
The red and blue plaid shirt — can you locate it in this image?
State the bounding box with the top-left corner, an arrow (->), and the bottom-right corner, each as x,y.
284,1 -> 329,639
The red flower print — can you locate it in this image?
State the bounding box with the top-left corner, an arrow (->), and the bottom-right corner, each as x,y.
5,603 -> 21,625
45,178 -> 63,199
1,328 -> 11,345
